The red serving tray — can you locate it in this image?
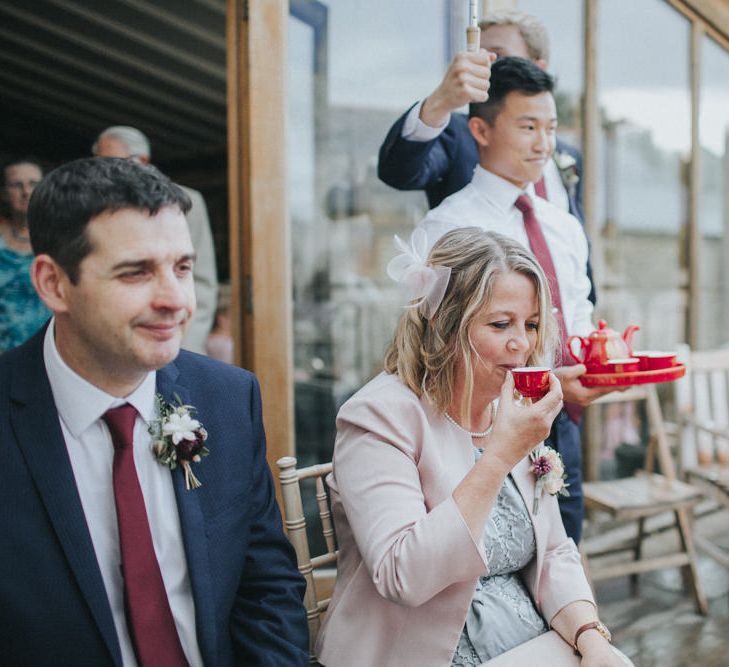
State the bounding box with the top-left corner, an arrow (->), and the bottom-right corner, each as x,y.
580,363 -> 685,387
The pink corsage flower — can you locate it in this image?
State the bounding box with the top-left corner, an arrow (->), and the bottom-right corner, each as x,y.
529,444 -> 569,514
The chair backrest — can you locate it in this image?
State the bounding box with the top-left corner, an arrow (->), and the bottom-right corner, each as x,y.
591,383 -> 677,481
675,344 -> 729,469
276,456 -> 337,664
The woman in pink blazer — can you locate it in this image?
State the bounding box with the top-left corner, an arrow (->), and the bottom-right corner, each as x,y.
316,229 -> 625,666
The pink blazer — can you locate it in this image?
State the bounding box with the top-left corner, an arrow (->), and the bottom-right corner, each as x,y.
316,373 -> 594,667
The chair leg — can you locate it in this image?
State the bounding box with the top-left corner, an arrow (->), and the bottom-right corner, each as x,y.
674,507 -> 709,615
630,517 -> 646,595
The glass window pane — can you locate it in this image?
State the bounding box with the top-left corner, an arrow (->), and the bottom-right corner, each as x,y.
288,1 -> 447,476
518,0 -> 584,146
698,36 -> 729,349
596,0 -> 690,350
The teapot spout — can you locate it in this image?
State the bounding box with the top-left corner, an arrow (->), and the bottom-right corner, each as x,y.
622,324 -> 640,354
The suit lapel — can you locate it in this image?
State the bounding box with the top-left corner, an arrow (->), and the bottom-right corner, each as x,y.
511,455 -> 547,573
156,361 -> 218,666
8,331 -> 122,666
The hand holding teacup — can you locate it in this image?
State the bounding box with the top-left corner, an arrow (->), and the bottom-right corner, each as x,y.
512,366 -> 551,399
489,372 -> 563,469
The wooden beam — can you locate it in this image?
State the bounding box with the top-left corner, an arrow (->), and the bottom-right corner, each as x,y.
0,24 -> 225,128
581,0 -> 600,483
227,0 -> 294,471
582,0 -> 599,271
0,50 -> 220,143
114,0 -> 226,51
667,0 -> 729,44
687,21 -> 702,348
45,0 -> 226,81
0,2 -> 225,105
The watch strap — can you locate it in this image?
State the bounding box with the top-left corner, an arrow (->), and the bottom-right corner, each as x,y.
573,621 -> 609,655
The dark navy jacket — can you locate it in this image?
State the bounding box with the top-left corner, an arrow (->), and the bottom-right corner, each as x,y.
0,327 -> 309,666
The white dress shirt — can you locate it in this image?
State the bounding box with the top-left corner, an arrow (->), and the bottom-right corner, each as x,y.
401,102 -> 570,212
43,321 -> 203,667
417,166 -> 594,339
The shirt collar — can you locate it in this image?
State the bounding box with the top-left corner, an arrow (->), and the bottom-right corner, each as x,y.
471,165 -> 538,211
43,318 -> 157,439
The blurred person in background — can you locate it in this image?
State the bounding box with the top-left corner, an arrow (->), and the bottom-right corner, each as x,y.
92,126 -> 218,354
378,10 -> 595,305
206,283 -> 234,364
0,157 -> 50,353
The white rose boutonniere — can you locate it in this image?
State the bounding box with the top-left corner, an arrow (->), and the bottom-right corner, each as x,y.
529,443 -> 570,514
553,150 -> 580,193
149,393 -> 209,490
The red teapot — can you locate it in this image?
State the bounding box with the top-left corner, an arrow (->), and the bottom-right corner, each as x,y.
567,319 -> 640,370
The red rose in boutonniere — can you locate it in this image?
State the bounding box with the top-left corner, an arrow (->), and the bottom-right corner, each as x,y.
529,444 -> 569,514
149,393 -> 209,490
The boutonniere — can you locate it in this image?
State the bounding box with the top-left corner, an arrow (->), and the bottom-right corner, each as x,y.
529,444 -> 569,514
149,393 -> 209,490
553,151 -> 580,193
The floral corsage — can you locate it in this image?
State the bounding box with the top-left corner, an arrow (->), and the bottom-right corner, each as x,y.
553,150 -> 580,193
529,444 -> 569,514
149,393 -> 209,490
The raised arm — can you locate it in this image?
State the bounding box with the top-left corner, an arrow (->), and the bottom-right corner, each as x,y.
377,50 -> 494,203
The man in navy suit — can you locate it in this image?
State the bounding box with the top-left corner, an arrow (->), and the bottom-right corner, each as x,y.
378,10 -> 594,304
0,157 -> 308,666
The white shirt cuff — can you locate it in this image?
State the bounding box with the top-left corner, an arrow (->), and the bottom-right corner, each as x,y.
401,100 -> 450,142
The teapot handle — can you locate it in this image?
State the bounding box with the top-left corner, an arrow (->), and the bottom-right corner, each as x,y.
566,336 -> 586,365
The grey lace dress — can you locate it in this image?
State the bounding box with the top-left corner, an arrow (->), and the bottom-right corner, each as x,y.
451,449 -> 548,665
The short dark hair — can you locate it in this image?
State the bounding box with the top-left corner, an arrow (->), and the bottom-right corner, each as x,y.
28,157 -> 191,283
469,56 -> 554,125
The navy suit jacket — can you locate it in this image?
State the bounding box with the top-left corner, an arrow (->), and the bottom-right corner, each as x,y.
0,327 -> 308,666
378,106 -> 595,304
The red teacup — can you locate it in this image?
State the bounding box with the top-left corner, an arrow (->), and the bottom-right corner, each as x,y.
645,352 -> 676,370
632,351 -> 652,371
632,351 -> 676,370
606,358 -> 640,373
512,367 -> 550,398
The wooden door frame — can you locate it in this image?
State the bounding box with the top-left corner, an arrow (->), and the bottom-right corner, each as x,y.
227,0 -> 294,471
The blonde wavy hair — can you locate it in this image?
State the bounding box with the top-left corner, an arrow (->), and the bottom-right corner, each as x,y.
384,227 -> 557,422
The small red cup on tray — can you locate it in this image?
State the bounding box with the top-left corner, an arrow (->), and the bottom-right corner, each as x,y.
605,357 -> 640,373
512,366 -> 550,399
632,351 -> 677,371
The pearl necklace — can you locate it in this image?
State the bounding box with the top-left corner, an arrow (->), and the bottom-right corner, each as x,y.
444,411 -> 493,438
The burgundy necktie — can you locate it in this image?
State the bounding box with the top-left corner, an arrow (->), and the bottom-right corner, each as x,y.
514,194 -> 582,423
534,176 -> 548,200
103,405 -> 189,667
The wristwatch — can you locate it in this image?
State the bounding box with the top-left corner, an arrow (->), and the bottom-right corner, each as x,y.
573,620 -> 612,655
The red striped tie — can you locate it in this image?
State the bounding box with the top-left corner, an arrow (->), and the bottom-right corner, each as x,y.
103,405 -> 189,667
514,195 -> 582,423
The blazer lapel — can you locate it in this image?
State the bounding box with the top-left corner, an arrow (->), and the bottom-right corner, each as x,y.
511,456 -> 547,569
157,362 -> 218,666
8,332 -> 122,666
